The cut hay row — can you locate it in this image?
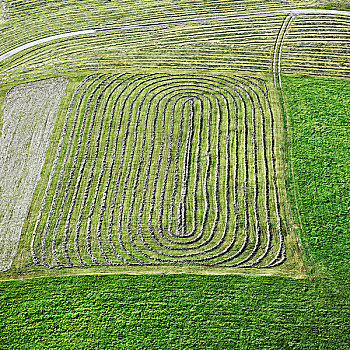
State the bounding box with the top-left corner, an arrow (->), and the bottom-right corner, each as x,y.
113,74 -> 284,266
0,58 -> 274,86
1,10 -> 350,83
145,86 -> 222,257
96,74 -> 146,265
140,94 -> 204,246
239,76 -> 285,267
122,85 -> 226,262
95,74 -> 270,264
0,12 -> 286,57
0,15 -> 284,65
176,99 -> 195,237
59,74 -> 112,266
31,74 -> 98,266
1,0 -> 310,51
84,73 -> 130,265
34,74 -> 108,267
73,74 -> 122,266
28,73 -> 285,268
135,82 -> 232,257
282,14 -> 350,77
0,16 -> 284,82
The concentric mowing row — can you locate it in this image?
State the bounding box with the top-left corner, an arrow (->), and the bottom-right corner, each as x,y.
30,73 -> 286,268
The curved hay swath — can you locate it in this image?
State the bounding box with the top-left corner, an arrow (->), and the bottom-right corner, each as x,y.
30,73 -> 285,268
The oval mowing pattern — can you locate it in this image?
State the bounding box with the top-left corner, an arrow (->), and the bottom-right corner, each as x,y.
29,73 -> 286,268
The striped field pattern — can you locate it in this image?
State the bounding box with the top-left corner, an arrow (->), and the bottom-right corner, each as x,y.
29,73 -> 285,268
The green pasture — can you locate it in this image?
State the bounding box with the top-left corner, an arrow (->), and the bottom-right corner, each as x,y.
0,0 -> 350,348
282,74 -> 350,279
0,274 -> 349,350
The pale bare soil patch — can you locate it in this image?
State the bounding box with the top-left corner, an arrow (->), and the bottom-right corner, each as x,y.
0,77 -> 68,271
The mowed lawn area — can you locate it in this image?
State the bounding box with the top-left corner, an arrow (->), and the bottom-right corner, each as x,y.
0,76 -> 349,349
282,75 -> 350,279
0,274 -> 348,349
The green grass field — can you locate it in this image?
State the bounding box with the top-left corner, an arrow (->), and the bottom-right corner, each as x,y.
1,73 -> 349,350
282,74 -> 350,279
0,274 -> 349,350
0,0 -> 350,348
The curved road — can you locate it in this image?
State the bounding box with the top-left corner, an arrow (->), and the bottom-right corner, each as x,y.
0,8 -> 350,63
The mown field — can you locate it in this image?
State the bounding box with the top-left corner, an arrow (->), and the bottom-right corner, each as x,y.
282,75 -> 350,279
2,69 -> 304,276
12,73 -> 292,272
0,274 -> 349,349
1,73 -> 349,350
0,0 -> 350,348
0,76 -> 350,349
1,1 -> 350,83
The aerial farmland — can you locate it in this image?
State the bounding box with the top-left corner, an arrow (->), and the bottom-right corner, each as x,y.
0,1 -> 349,349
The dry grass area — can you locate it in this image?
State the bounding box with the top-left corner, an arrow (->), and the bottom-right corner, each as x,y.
0,77 -> 68,271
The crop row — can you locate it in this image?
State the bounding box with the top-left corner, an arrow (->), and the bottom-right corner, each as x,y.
281,15 -> 350,77
29,73 -> 286,268
0,16 -> 284,83
2,0 -> 306,52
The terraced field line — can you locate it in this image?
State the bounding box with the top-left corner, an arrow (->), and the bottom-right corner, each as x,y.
1,9 -> 350,64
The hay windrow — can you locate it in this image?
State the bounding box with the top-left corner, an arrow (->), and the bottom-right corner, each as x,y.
27,73 -> 286,268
